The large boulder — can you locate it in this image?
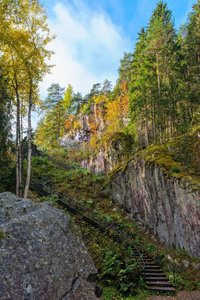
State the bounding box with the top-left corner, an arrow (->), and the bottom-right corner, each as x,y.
0,192 -> 98,300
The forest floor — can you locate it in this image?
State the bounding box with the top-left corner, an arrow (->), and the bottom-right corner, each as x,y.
148,291 -> 200,300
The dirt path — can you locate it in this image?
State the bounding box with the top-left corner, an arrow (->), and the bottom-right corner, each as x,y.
148,291 -> 200,300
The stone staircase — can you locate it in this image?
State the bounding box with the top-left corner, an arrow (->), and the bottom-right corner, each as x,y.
131,246 -> 176,293
31,181 -> 177,295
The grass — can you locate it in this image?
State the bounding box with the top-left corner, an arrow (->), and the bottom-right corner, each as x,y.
102,286 -> 150,300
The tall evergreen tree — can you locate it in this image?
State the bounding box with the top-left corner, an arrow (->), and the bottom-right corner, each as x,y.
44,83 -> 65,142
147,1 -> 177,142
130,28 -> 153,147
185,1 -> 200,117
130,1 -> 178,146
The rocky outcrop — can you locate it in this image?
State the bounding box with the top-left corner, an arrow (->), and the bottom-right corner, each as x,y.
80,133 -> 133,175
60,103 -> 131,174
112,159 -> 200,258
81,147 -> 117,175
61,105 -> 103,148
0,192 -> 98,300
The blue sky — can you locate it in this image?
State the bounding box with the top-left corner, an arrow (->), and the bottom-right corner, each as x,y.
38,0 -> 195,101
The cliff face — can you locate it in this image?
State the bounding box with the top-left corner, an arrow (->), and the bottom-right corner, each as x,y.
61,103 -> 132,174
112,159 -> 200,258
81,147 -> 113,174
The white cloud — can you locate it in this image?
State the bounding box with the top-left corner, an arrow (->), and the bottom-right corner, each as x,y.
39,0 -> 131,99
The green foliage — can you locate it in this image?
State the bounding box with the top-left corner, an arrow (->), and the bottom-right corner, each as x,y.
63,84 -> 73,111
43,194 -> 59,203
82,98 -> 94,115
101,247 -> 142,295
128,1 -> 200,147
32,156 -> 49,165
102,286 -> 149,300
31,151 -> 112,208
35,83 -> 66,150
110,130 -> 200,188
171,166 -> 180,173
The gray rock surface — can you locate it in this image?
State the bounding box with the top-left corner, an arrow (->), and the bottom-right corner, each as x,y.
112,159 -> 200,258
0,192 -> 98,300
60,104 -> 129,175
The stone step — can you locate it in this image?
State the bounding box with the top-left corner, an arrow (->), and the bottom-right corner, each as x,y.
145,266 -> 161,270
119,238 -> 176,295
144,271 -> 165,276
147,286 -> 176,293
147,281 -> 172,287
145,277 -> 167,282
144,262 -> 157,266
140,259 -> 154,263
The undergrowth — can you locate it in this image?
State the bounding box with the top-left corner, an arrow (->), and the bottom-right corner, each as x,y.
30,147 -> 200,297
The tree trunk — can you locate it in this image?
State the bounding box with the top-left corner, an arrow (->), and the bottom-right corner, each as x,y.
144,103 -> 149,147
16,94 -> 20,197
24,83 -> 32,198
156,53 -> 162,144
19,99 -> 23,197
15,77 -> 23,197
58,99 -> 61,140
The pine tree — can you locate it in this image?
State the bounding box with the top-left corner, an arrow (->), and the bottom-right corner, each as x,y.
130,28 -> 153,147
185,1 -> 200,118
44,83 -> 65,141
147,1 -> 177,142
129,1 -> 178,146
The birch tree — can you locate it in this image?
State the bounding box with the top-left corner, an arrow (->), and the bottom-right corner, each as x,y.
0,0 -> 54,197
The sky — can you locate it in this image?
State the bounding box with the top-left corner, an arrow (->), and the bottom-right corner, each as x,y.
33,0 -> 195,127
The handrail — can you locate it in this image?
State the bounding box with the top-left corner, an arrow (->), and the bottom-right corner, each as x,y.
56,186 -> 146,272
30,181 -> 146,273
32,146 -> 178,284
117,222 -> 177,284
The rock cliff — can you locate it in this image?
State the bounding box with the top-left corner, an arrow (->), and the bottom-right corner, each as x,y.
0,192 -> 98,300
81,146 -> 116,174
60,102 -> 132,174
112,159 -> 200,258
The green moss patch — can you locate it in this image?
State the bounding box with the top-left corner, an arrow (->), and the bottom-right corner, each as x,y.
112,130 -> 200,190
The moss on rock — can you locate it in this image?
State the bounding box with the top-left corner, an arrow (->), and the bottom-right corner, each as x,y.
111,130 -> 200,190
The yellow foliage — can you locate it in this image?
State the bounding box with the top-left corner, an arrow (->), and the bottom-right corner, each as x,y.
94,94 -> 107,104
74,120 -> 82,130
89,119 -> 98,134
105,95 -> 129,133
90,135 -> 98,149
65,114 -> 74,131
